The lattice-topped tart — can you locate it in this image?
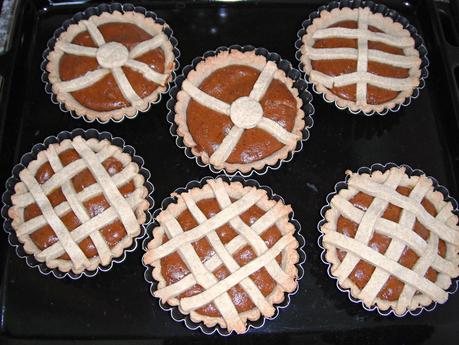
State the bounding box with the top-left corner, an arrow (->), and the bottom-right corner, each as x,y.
144,178 -> 299,334
7,136 -> 149,274
174,49 -> 306,174
320,166 -> 459,315
300,7 -> 422,113
46,10 -> 175,122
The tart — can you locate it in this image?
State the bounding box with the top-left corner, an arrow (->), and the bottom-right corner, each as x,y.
46,10 -> 175,122
144,178 -> 299,334
174,49 -> 306,174
320,166 -> 459,315
7,135 -> 150,275
300,6 -> 422,113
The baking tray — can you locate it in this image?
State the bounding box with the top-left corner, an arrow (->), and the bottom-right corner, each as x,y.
0,0 -> 458,344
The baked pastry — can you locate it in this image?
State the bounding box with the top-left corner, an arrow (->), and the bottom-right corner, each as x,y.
300,6 -> 422,113
7,136 -> 150,274
320,166 -> 459,315
144,178 -> 299,334
46,10 -> 175,122
174,49 -> 306,174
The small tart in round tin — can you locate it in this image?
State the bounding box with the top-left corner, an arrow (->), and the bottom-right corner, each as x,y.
174,49 -> 307,175
46,9 -> 176,122
6,135 -> 150,275
299,6 -> 422,114
320,165 -> 459,315
143,177 -> 300,334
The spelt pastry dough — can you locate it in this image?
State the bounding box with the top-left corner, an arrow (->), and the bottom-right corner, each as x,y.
174,49 -> 306,174
46,10 -> 175,122
300,7 -> 422,113
144,178 -> 299,334
8,136 -> 149,274
321,167 -> 459,314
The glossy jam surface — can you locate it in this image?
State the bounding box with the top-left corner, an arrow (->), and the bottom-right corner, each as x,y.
24,149 -> 135,260
59,22 -> 166,111
160,198 -> 283,316
336,186 -> 445,301
186,65 -> 297,164
311,21 -> 409,105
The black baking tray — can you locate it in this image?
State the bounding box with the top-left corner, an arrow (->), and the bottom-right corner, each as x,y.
0,0 -> 458,344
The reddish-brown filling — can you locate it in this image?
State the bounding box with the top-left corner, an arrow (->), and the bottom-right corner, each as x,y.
24,149 -> 135,260
186,65 -> 298,164
59,22 -> 167,112
311,20 -> 409,105
160,198 -> 283,317
336,186 -> 446,301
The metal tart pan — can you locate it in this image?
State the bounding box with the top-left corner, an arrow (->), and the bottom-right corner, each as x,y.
295,0 -> 429,116
317,162 -> 459,317
166,45 -> 315,177
1,128 -> 155,279
40,2 -> 181,124
142,175 -> 306,335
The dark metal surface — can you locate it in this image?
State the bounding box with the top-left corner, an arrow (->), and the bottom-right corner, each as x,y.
0,0 -> 458,344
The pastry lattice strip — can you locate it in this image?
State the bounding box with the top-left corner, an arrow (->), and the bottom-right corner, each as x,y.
145,179 -> 296,333
323,168 -> 459,311
182,61 -> 299,166
14,137 -> 142,270
306,7 -> 420,105
53,16 -> 169,105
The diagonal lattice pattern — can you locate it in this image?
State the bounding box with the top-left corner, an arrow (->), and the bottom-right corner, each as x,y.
144,178 -> 299,334
321,167 -> 459,315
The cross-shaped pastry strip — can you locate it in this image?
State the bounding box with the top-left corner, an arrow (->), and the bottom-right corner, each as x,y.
181,60 -> 300,167
53,15 -> 170,106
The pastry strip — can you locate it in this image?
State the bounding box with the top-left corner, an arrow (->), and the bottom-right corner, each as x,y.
312,27 -> 414,48
125,59 -> 168,85
112,67 -> 142,105
55,69 -> 110,93
249,61 -> 277,101
182,80 -> 231,115
56,43 -> 98,57
129,33 -> 166,59
209,126 -> 244,166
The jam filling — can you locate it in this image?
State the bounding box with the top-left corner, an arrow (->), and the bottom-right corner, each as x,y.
160,198 -> 283,317
336,186 -> 446,301
311,20 -> 409,105
24,149 -> 135,260
186,65 -> 298,165
59,22 -> 167,112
